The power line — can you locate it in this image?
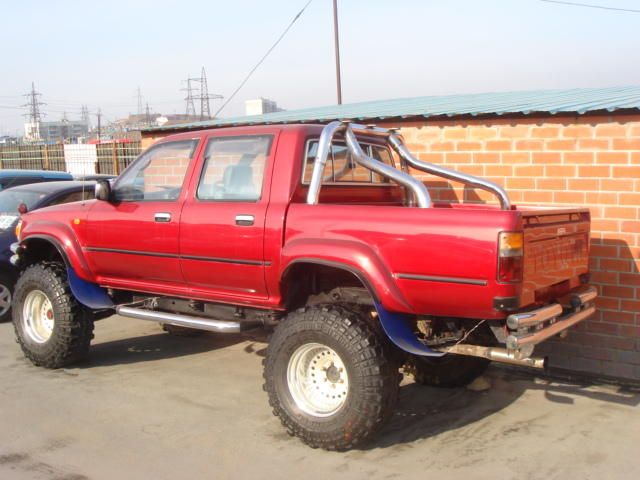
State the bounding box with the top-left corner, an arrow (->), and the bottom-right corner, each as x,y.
182,78 -> 198,116
22,82 -> 45,124
214,0 -> 314,118
539,0 -> 640,13
189,67 -> 223,120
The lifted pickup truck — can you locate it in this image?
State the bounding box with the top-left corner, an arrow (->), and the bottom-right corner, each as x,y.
10,121 -> 596,450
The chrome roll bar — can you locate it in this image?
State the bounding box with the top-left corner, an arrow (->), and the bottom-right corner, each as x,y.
305,120 -> 512,210
387,134 -> 511,210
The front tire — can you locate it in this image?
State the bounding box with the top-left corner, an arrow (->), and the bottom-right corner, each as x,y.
263,305 -> 400,451
12,263 -> 94,368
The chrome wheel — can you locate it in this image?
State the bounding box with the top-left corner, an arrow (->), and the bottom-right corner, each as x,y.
0,283 -> 11,317
22,290 -> 55,344
286,343 -> 349,417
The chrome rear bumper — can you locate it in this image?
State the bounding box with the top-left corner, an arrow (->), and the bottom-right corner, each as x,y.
505,286 -> 597,350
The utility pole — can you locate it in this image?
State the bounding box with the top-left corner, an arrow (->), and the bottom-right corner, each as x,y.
81,105 -> 90,125
145,103 -> 151,124
136,86 -> 144,116
332,0 -> 343,105
189,68 -> 223,120
96,108 -> 102,142
182,78 -> 198,117
22,82 -> 45,140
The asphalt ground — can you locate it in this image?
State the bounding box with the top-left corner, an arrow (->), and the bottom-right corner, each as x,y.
1,315 -> 639,480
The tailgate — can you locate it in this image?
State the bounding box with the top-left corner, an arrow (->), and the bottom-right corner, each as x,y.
521,208 -> 590,307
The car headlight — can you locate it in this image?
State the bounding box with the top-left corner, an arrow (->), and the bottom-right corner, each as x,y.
15,220 -> 22,240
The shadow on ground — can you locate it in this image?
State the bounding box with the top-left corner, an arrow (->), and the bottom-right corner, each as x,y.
364,366 -> 640,449
65,326 -> 640,450
77,331 -> 246,368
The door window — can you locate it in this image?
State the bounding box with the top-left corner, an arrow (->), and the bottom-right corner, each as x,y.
112,140 -> 198,201
197,135 -> 272,201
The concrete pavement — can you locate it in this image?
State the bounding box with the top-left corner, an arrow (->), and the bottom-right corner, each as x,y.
0,315 -> 638,480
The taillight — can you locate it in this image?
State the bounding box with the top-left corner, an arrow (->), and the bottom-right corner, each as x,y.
498,232 -> 523,283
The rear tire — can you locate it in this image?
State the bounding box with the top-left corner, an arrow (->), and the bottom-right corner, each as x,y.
12,263 -> 94,368
263,305 -> 400,451
407,354 -> 490,388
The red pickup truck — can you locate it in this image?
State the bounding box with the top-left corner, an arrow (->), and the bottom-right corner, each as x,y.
10,121 -> 596,450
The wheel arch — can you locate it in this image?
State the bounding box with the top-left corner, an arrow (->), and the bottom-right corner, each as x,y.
20,235 -> 113,310
280,258 -> 379,310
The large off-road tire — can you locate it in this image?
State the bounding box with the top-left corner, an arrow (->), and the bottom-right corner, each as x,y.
407,354 -> 490,388
263,305 -> 400,451
12,263 -> 94,368
0,271 -> 15,323
161,323 -> 205,337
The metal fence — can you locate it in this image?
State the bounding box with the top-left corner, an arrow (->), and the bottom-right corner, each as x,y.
0,142 -> 142,175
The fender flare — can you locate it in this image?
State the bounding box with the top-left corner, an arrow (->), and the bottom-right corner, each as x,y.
21,234 -> 113,310
280,239 -> 441,356
280,237 -> 413,313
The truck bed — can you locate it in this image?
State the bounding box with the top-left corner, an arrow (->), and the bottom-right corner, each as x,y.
284,201 -> 590,319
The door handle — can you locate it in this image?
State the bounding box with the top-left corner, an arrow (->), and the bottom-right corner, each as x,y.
235,214 -> 254,226
154,212 -> 172,223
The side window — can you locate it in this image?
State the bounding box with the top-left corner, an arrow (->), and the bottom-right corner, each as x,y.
197,135 -> 272,201
48,190 -> 94,206
112,140 -> 197,202
302,140 -> 396,184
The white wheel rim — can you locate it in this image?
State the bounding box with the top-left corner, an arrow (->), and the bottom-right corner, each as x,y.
22,290 -> 55,343
0,284 -> 11,316
286,342 -> 349,417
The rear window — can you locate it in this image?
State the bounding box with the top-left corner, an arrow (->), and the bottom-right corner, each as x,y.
302,140 -> 395,184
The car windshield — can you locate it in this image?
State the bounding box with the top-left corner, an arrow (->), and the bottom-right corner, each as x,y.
0,189 -> 46,231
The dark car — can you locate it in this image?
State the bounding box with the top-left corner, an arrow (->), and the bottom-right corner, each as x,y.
0,169 -> 73,191
72,173 -> 116,181
0,181 -> 95,321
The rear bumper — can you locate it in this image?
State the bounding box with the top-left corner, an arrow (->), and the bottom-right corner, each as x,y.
505,286 -> 597,349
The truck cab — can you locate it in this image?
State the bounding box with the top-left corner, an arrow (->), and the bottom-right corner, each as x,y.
10,122 -> 596,450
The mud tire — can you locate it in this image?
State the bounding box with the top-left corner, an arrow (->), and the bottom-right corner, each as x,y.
12,263 -> 94,368
263,305 -> 400,451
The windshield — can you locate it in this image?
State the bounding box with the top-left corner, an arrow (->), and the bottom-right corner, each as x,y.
0,189 -> 46,230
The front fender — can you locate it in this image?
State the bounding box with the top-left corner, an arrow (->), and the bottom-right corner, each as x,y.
280,237 -> 413,313
21,220 -> 94,282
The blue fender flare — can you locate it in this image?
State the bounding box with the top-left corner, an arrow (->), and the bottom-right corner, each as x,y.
374,301 -> 444,357
67,268 -> 114,310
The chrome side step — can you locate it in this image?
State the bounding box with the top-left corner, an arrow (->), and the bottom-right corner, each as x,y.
116,305 -> 245,333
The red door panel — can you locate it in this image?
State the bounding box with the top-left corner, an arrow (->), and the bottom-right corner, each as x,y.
85,201 -> 183,284
179,202 -> 268,297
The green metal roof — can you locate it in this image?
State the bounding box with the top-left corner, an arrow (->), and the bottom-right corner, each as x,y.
144,85 -> 640,133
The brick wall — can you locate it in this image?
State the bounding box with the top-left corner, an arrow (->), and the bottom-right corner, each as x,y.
387,114 -> 640,380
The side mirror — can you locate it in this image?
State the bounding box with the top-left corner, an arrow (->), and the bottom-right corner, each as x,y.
17,203 -> 28,215
95,179 -> 112,202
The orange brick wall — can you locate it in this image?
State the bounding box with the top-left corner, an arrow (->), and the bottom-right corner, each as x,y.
383,114 -> 640,380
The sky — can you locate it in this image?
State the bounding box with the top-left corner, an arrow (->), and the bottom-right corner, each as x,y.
1,0 -> 639,135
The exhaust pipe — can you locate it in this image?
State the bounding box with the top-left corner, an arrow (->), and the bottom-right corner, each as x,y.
116,305 -> 245,333
444,343 -> 547,369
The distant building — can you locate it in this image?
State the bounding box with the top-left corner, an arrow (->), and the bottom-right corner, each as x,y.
245,98 -> 283,116
24,119 -> 89,143
0,135 -> 18,145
